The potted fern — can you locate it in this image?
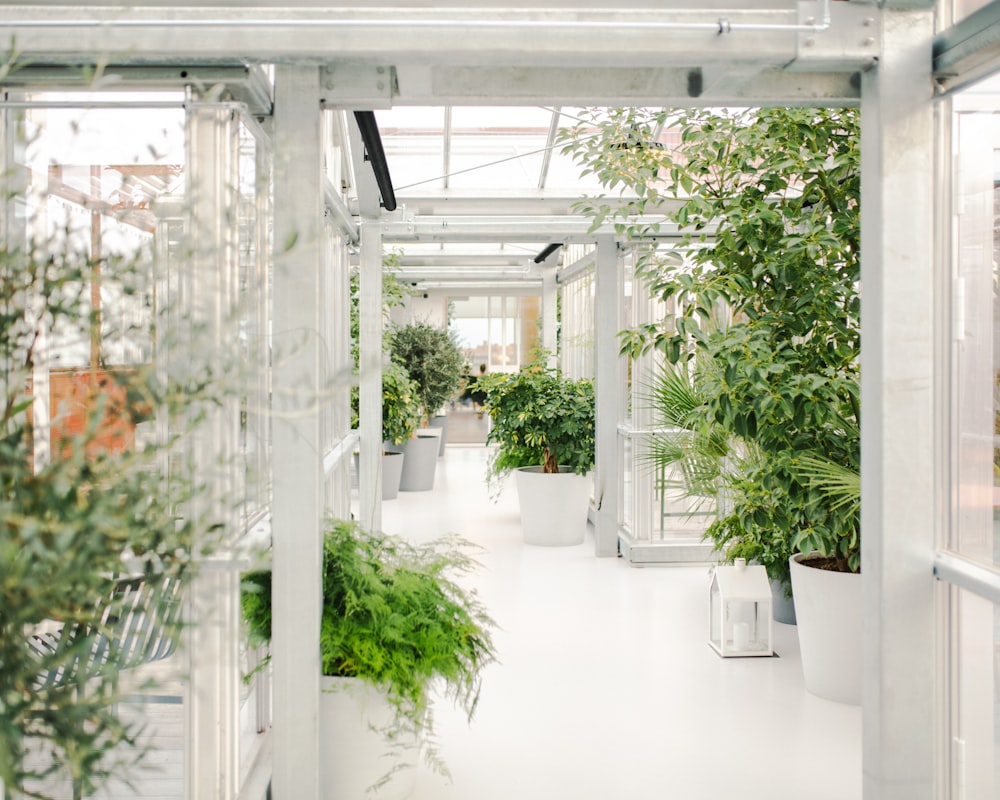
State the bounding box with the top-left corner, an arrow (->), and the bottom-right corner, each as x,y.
478,356 -> 595,546
241,517 -> 497,798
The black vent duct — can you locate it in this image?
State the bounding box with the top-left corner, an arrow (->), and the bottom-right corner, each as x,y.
533,242 -> 563,264
353,110 -> 397,212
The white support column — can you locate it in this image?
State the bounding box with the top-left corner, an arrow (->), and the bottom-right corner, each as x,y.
593,235 -> 620,557
184,102 -> 242,800
541,268 -> 557,367
860,10 -> 936,800
358,219 -> 384,532
270,66 -> 324,800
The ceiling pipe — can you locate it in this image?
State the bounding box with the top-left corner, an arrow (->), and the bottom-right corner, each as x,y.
353,110 -> 397,212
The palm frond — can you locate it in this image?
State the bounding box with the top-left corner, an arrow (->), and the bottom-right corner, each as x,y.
792,455 -> 860,515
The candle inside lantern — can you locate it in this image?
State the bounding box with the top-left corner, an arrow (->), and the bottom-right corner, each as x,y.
733,621 -> 750,651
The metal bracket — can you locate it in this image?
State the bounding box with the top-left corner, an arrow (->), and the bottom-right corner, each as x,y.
319,64 -> 394,109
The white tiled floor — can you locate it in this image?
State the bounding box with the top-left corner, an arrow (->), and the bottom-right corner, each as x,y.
376,444 -> 862,800
28,440 -> 860,800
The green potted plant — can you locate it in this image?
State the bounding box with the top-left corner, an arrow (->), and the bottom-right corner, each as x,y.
241,517 -> 497,797
351,361 -> 421,500
388,321 -> 466,490
562,105 -> 861,701
478,355 -> 595,545
349,258 -> 417,498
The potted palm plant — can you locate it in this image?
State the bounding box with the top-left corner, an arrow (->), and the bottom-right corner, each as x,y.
478,356 -> 595,546
241,517 -> 497,798
562,105 -> 861,701
388,321 -> 466,490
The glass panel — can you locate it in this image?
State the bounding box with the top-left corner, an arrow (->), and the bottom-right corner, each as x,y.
953,77 -> 1000,567
951,0 -> 993,25
376,106 -> 446,191
377,105 -> 607,195
10,92 -> 190,799
948,585 -> 1000,797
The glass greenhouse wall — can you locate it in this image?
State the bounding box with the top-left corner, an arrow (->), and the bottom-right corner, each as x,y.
5,2 -> 1000,797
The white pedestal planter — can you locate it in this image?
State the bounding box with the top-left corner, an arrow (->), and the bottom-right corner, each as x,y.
515,466 -> 590,546
789,553 -> 861,705
319,677 -> 417,800
399,429 -> 442,491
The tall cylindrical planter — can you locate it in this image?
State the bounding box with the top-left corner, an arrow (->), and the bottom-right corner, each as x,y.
354,450 -> 406,500
399,428 -> 442,491
789,553 -> 861,705
771,578 -> 796,625
319,677 -> 417,800
515,466 -> 590,546
428,414 -> 448,456
382,450 -> 404,500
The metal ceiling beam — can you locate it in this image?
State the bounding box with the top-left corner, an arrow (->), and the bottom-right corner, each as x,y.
381,215 -> 689,243
538,107 -> 561,191
396,254 -> 533,267
933,1 -> 1000,95
390,192 -> 682,218
442,106 -> 453,191
0,64 -> 274,115
0,4 -> 875,77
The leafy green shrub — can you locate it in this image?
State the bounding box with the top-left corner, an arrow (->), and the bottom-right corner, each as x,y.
561,106 -> 860,575
240,518 -> 497,776
351,360 -> 421,446
1,239 -> 224,798
389,322 -> 466,424
478,357 -> 595,489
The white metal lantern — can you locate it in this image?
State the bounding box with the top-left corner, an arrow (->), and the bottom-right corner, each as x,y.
709,558 -> 774,658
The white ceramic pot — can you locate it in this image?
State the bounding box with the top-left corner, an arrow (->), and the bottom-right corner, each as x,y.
427,414 -> 448,456
789,553 -> 861,705
515,466 -> 591,546
399,428 -> 442,491
770,578 -> 796,625
319,676 -> 417,800
354,450 -> 406,501
382,450 -> 405,500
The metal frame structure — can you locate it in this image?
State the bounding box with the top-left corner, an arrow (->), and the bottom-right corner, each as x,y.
7,1 -> 1000,798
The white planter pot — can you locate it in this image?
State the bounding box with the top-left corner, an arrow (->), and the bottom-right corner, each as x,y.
427,414 -> 448,456
515,466 -> 590,546
789,553 -> 861,705
354,450 -> 406,501
319,676 -> 417,800
399,429 -> 442,491
382,450 -> 404,500
770,578 -> 796,625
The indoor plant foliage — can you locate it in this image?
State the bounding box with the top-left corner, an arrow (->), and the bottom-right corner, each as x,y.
561,106 -> 861,577
349,256 -> 419,445
350,360 -> 421,447
240,517 -> 497,779
478,356 -> 595,491
0,238 -> 227,798
389,321 -> 466,425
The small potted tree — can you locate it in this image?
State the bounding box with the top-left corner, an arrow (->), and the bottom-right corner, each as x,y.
478,356 -> 595,546
388,321 -> 466,490
241,517 -> 497,799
